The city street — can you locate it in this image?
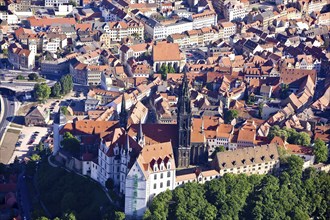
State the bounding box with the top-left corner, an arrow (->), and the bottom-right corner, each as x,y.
18,168 -> 32,220
0,92 -> 16,143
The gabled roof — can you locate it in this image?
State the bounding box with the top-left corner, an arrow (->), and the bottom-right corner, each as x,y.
215,144 -> 279,169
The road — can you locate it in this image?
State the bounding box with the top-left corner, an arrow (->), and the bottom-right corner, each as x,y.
0,80 -> 56,92
18,167 -> 32,220
0,93 -> 16,145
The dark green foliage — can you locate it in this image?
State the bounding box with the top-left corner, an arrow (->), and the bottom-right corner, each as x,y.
60,74 -> 73,95
313,138 -> 328,163
224,109 -> 239,124
246,95 -> 255,105
16,75 -> 25,80
146,156 -> 330,220
114,211 -> 125,220
60,132 -> 80,154
51,82 -> 62,97
211,146 -> 225,158
36,162 -> 114,220
60,106 -> 71,116
28,73 -> 38,81
268,126 -> 311,146
280,84 -> 290,99
34,83 -> 51,102
172,183 -> 217,220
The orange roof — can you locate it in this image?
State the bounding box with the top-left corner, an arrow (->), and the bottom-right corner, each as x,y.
285,144 -> 313,155
153,42 -> 180,61
237,128 -> 255,143
60,120 -> 118,135
28,16 -> 76,27
75,23 -> 92,31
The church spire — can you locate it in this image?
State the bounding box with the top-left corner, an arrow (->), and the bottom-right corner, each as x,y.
176,70 -> 192,168
119,94 -> 128,130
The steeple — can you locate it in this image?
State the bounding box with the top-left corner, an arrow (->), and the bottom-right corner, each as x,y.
119,94 -> 128,130
176,70 -> 192,168
180,71 -> 191,114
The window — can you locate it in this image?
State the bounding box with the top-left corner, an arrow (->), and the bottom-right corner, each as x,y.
160,182 -> 163,188
154,174 -> 157,180
167,171 -> 171,177
153,184 -> 156,189
167,180 -> 170,187
160,173 -> 163,179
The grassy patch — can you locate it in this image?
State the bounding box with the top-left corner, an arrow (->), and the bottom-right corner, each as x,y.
9,123 -> 23,129
6,128 -> 21,134
36,162 -> 117,219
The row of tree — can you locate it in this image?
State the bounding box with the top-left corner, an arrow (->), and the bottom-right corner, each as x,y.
144,155 -> 330,220
268,126 -> 328,163
33,74 -> 73,102
268,125 -> 311,146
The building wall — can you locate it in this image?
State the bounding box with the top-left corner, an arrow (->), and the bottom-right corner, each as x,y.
218,159 -> 280,176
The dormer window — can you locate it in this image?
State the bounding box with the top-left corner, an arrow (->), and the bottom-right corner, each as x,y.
167,163 -> 171,169
232,161 -> 236,166
222,163 -> 226,168
270,154 -> 274,159
250,157 -> 255,163
153,164 -> 158,172
261,156 -> 265,161
242,159 -> 246,164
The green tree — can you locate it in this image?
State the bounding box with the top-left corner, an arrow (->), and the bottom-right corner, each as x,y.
287,155 -> 304,177
36,142 -> 44,152
224,109 -> 238,124
68,0 -> 77,7
60,74 -> 73,95
51,82 -> 62,97
62,211 -> 77,220
61,193 -> 76,213
36,217 -> 50,220
313,138 -> 328,163
168,63 -> 175,73
268,125 -> 288,141
34,83 -> 51,102
211,146 -> 225,158
291,207 -> 309,220
2,48 -> 8,56
60,132 -> 81,154
60,106 -> 71,116
143,209 -> 152,220
173,183 -> 217,220
28,73 -> 39,81
258,102 -> 263,119
30,154 -> 41,162
280,84 -> 290,99
16,75 -> 25,80
159,63 -> 169,80
246,95 -> 255,105
148,190 -> 173,219
114,211 -> 125,220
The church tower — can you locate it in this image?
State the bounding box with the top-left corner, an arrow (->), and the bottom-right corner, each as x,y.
119,94 -> 128,130
176,72 -> 191,168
